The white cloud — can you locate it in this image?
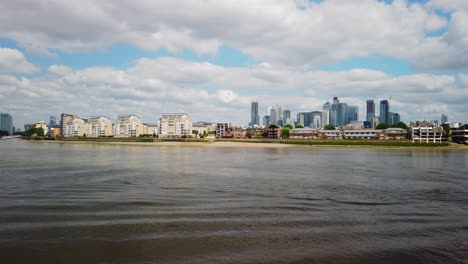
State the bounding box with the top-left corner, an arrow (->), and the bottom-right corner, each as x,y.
1,0 -> 466,70
0,48 -> 39,74
1,58 -> 466,127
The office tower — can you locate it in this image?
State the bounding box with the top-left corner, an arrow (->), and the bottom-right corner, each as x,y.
49,116 -> 57,128
263,115 -> 271,126
347,106 -> 359,124
282,109 -> 291,125
366,100 -> 375,123
388,112 -> 395,125
336,103 -> 348,126
250,101 -> 260,126
0,113 -> 13,135
441,114 -> 448,124
270,108 -> 277,125
296,112 -> 311,127
310,111 -> 322,128
322,102 -> 331,127
379,100 -> 389,124
393,113 -> 400,124
331,97 -> 340,126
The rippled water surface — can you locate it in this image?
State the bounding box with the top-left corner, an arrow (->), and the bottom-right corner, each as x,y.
1,140 -> 468,263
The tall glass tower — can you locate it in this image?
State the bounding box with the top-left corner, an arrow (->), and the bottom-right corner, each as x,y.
366,100 -> 375,123
336,103 -> 348,126
250,101 -> 260,126
379,100 -> 389,124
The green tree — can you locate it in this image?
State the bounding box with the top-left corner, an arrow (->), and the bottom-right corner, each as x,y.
295,125 -> 304,128
283,124 -> 293,129
391,122 -> 408,129
281,127 -> 291,139
192,130 -> 198,135
246,131 -> 252,138
324,124 -> 335,130
376,123 -> 390,129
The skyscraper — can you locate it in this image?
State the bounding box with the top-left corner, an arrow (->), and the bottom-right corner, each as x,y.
336,103 -> 348,126
310,111 -> 322,128
379,100 -> 389,124
331,97 -> 340,126
250,101 -> 260,126
322,102 -> 331,127
441,114 -> 448,124
49,116 -> 57,128
296,112 -> 311,127
388,111 -> 395,125
0,113 -> 13,136
366,100 -> 375,123
347,106 -> 359,124
393,113 -> 400,124
270,108 -> 278,125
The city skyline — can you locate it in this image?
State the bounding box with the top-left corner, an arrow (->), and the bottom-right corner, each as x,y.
0,0 -> 467,127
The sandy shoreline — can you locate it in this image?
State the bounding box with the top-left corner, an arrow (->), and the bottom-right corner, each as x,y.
28,139 -> 468,150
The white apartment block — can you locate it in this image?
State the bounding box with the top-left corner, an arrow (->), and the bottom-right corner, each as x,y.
114,115 -> 144,137
411,121 -> 445,143
158,113 -> 192,138
87,116 -> 113,137
33,121 -> 49,135
64,118 -> 88,137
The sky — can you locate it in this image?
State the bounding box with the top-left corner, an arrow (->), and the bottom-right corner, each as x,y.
0,0 -> 467,128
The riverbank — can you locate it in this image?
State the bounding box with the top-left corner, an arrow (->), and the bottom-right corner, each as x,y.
23,138 -> 468,150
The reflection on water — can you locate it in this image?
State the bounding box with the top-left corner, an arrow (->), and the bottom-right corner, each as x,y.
0,140 -> 467,264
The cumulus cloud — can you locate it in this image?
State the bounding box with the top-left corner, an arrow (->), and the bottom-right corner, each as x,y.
1,57 -> 466,127
0,48 -> 39,74
1,0 -> 466,70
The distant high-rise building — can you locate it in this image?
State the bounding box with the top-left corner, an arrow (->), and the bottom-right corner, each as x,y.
310,111 -> 322,128
331,97 -> 340,126
441,114 -> 448,124
336,103 -> 348,126
283,109 -> 291,125
0,113 -> 13,135
250,101 -> 260,126
322,102 -> 331,127
296,112 -> 311,127
270,108 -> 278,125
49,116 -> 57,128
366,100 -> 375,123
388,111 -> 395,125
393,113 -> 401,124
347,106 -> 359,124
263,115 -> 271,126
379,100 -> 390,124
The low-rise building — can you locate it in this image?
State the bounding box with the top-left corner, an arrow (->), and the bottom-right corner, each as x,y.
381,128 -> 408,140
452,129 -> 468,144
158,113 -> 192,138
114,115 -> 144,137
64,118 -> 88,137
232,127 -> 247,139
33,121 -> 49,135
216,123 -> 231,138
144,123 -> 158,137
343,129 -> 381,140
192,121 -> 216,136
410,121 -> 445,143
289,128 -> 319,139
264,124 -> 280,139
87,116 -> 113,137
319,130 -> 342,139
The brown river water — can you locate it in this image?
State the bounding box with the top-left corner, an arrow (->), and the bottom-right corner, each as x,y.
0,140 -> 467,263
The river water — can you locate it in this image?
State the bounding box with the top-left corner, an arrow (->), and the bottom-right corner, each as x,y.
0,140 -> 467,263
